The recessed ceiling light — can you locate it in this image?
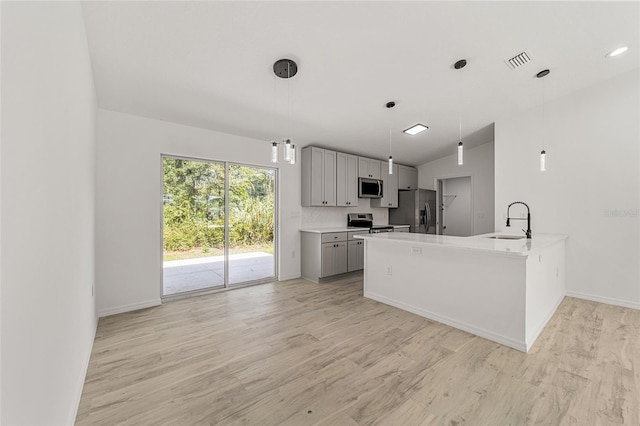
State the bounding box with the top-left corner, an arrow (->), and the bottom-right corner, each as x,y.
606,46 -> 628,58
403,124 -> 428,136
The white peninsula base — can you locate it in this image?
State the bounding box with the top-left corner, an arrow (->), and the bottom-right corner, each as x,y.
357,232 -> 567,353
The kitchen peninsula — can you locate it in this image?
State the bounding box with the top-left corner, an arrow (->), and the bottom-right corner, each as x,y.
356,232 -> 567,352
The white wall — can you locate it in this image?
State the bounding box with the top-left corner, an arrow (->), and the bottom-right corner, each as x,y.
418,141 -> 495,235
96,109 -> 301,315
495,69 -> 640,309
1,2 -> 97,424
442,176 -> 472,236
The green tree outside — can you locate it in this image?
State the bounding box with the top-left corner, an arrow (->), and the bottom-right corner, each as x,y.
163,158 -> 275,261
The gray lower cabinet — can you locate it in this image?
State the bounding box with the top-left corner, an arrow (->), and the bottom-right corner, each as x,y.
322,241 -> 347,277
347,240 -> 364,272
301,230 -> 368,282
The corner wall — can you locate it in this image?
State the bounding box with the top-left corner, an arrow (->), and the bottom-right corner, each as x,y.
95,109 -> 301,316
418,141 -> 495,236
1,2 -> 98,424
495,69 -> 640,309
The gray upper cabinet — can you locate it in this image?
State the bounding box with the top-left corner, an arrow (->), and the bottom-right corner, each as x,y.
371,163 -> 398,208
358,157 -> 381,179
302,147 -> 337,206
398,165 -> 418,190
336,152 -> 358,207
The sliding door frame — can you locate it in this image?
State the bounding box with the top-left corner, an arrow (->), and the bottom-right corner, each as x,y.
160,153 -> 279,301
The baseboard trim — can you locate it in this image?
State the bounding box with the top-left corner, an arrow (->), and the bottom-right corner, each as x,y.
69,315 -> 98,424
526,294 -> 565,351
278,272 -> 302,281
566,290 -> 640,310
98,299 -> 161,317
364,291 -> 527,352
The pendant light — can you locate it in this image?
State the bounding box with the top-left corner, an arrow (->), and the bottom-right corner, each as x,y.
284,139 -> 292,162
386,101 -> 396,174
269,59 -> 298,165
454,59 -> 467,165
537,69 -> 550,171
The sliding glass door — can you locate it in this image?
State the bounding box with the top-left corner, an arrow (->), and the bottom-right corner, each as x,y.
162,156 -> 276,296
228,164 -> 276,285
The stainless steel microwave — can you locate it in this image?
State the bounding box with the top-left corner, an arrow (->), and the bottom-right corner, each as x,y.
358,177 -> 383,198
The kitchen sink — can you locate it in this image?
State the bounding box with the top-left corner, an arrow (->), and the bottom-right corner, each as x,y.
487,235 -> 524,240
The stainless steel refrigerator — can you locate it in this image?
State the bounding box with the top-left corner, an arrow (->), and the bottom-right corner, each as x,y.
389,189 -> 437,234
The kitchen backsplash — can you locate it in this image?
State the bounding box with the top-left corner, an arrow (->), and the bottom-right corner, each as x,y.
300,199 -> 389,228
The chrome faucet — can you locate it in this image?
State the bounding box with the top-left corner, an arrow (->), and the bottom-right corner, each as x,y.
506,201 -> 532,239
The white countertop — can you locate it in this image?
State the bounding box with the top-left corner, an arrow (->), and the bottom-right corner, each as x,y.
300,227 -> 372,234
300,224 -> 411,234
355,231 -> 567,257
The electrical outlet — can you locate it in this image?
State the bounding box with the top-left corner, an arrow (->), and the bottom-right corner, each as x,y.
411,247 -> 422,255
386,266 -> 392,275
291,250 -> 296,258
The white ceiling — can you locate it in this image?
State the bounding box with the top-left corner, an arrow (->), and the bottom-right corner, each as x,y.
81,1 -> 639,165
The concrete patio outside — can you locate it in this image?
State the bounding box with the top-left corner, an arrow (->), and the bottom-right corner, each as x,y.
163,252 -> 274,295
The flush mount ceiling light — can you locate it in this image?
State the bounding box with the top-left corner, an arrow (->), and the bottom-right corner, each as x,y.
269,59 -> 298,165
403,124 -> 429,136
605,46 -> 629,58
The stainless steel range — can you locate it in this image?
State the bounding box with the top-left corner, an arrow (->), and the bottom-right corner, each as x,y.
347,213 -> 394,233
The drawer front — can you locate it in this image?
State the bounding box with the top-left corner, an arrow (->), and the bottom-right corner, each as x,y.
348,230 -> 369,240
321,232 -> 348,243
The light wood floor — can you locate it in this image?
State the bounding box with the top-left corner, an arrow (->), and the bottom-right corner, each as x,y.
76,274 -> 640,425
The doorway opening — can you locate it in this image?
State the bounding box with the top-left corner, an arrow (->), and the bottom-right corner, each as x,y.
161,156 -> 277,297
436,176 -> 472,236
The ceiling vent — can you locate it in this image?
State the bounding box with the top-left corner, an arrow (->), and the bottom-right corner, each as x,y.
505,49 -> 534,70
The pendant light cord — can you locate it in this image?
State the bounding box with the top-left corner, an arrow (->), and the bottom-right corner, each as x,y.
389,106 -> 392,157
459,68 -> 462,142
287,62 -> 292,137
542,77 -> 546,151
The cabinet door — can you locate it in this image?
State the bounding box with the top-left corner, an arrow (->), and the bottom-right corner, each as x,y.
372,163 -> 398,208
356,241 -> 364,270
336,153 -> 358,207
321,242 -> 335,277
347,240 -> 360,272
334,242 -> 348,275
398,165 -> 418,190
358,157 -> 375,178
346,154 -> 359,206
385,163 -> 398,207
369,159 -> 381,180
310,148 -> 325,206
322,150 -> 337,206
